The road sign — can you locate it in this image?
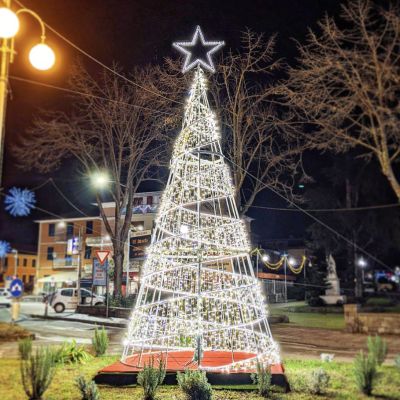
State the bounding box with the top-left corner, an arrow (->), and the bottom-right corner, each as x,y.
92,258 -> 108,286
95,250 -> 110,265
9,278 -> 23,298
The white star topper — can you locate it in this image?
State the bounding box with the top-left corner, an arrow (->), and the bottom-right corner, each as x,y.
173,26 -> 224,74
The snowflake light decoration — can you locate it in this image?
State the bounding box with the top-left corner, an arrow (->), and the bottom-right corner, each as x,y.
4,187 -> 36,217
173,26 -> 224,73
0,240 -> 11,258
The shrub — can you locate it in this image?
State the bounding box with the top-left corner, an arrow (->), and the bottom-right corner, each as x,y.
52,340 -> 92,364
137,358 -> 166,400
18,337 -> 33,360
251,362 -> 272,397
354,350 -> 377,396
92,326 -> 109,356
367,335 -> 387,366
76,375 -> 100,400
20,347 -> 56,400
177,369 -> 212,400
309,368 -> 330,395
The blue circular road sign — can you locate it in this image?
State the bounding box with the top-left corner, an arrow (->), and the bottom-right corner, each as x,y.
9,278 -> 24,298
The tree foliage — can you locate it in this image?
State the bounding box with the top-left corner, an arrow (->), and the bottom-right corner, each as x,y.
284,0 -> 400,200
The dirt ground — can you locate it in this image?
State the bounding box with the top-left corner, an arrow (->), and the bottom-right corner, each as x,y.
271,323 -> 400,362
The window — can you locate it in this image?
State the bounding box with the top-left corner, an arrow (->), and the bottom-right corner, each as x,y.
65,254 -> 72,265
29,275 -> 34,283
84,246 -> 92,260
147,196 -> 153,205
86,220 -> 93,234
47,247 -> 54,260
4,257 -> 8,267
67,222 -> 74,236
48,223 -> 55,237
133,197 -> 143,206
61,289 -> 73,297
32,259 -> 36,268
23,258 -> 27,267
22,275 -> 26,283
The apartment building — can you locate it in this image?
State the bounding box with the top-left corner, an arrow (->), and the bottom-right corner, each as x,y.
35,191 -> 161,293
0,252 -> 37,291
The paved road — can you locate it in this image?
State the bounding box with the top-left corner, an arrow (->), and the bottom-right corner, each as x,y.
0,307 -> 125,358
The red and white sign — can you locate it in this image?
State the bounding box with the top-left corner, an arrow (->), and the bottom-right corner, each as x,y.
95,250 -> 110,265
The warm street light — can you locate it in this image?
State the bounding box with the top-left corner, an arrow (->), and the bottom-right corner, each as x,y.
29,43 -> 55,70
0,7 -> 19,38
0,1 -> 56,185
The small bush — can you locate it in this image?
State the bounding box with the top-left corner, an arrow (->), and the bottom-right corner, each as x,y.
354,351 -> 377,396
251,362 -> 272,397
20,346 -> 56,400
52,340 -> 92,364
309,368 -> 330,395
18,337 -> 33,360
395,354 -> 400,370
76,375 -> 100,400
92,326 -> 109,356
137,358 -> 166,400
177,370 -> 212,400
367,335 -> 387,366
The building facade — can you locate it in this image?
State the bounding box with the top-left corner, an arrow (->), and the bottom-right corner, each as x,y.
35,191 -> 161,293
0,252 -> 37,291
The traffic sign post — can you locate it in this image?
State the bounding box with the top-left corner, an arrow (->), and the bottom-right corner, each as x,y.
9,278 -> 23,298
95,250 -> 111,318
9,278 -> 23,324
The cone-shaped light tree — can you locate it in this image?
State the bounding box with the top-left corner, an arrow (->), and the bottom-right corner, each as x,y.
122,62 -> 280,371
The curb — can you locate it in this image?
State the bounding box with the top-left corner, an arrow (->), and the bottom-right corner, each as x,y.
28,314 -> 127,328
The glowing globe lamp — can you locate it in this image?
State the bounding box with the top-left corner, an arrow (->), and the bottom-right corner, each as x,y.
0,7 -> 19,39
29,43 -> 55,70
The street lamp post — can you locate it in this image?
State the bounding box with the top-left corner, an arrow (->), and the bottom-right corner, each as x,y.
0,1 -> 55,184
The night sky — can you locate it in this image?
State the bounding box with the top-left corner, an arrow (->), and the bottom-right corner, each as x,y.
1,0 -> 348,252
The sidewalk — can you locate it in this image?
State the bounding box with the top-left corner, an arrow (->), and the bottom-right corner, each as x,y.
29,311 -> 127,328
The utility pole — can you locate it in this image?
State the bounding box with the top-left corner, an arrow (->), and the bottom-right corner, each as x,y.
0,0 -> 12,185
76,227 -> 82,305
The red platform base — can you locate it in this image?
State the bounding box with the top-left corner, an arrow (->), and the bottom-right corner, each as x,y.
96,350 -> 289,390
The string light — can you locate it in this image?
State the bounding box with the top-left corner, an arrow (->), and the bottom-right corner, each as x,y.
122,66 -> 280,371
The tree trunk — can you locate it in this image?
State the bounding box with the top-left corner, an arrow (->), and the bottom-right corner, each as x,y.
382,162 -> 400,202
113,248 -> 124,297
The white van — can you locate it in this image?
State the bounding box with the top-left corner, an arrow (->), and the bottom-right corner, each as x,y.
47,288 -> 104,313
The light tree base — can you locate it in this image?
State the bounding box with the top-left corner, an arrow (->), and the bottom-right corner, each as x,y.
95,350 -> 289,391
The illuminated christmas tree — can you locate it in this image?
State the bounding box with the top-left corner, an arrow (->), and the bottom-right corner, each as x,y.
122,27 -> 280,372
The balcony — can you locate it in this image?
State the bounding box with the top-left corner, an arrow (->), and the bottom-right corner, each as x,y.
52,258 -> 79,269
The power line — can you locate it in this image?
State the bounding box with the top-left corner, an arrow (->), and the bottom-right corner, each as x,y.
251,203 -> 400,212
222,154 -> 394,273
14,0 -> 183,106
9,75 -> 173,117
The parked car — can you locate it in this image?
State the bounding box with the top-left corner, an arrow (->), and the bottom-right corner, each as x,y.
46,288 -> 104,313
0,288 -> 11,297
0,295 -> 11,308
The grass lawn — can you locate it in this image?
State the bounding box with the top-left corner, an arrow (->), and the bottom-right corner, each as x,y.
0,355 -> 399,400
270,304 -> 345,330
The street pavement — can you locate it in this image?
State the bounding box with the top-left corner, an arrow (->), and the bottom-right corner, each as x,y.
0,306 -> 125,358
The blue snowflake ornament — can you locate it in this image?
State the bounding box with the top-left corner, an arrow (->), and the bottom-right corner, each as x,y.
0,240 -> 11,258
4,187 -> 36,217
